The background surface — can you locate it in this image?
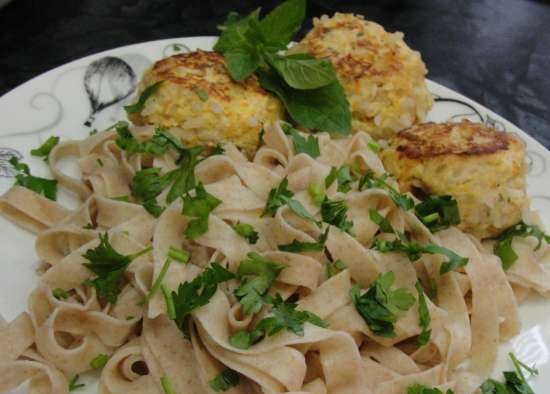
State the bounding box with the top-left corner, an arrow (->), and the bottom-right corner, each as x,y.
1,0 -> 549,148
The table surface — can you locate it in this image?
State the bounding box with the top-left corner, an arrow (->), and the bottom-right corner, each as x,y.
1,0 -> 549,148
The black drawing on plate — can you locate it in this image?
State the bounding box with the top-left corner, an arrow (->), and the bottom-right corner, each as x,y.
0,148 -> 22,178
83,56 -> 137,126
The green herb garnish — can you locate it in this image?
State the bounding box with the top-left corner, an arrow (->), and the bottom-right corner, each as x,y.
321,196 -> 353,233
262,177 -> 294,216
214,0 -> 351,134
160,375 -> 176,394
480,352 -> 537,394
82,233 -> 152,304
30,136 -> 59,162
326,259 -> 347,278
234,252 -> 286,315
359,171 -> 414,210
195,88 -> 209,102
308,182 -> 324,206
351,271 -> 415,338
124,81 -> 163,113
167,263 -> 235,337
9,156 -> 58,200
407,384 -> 454,394
69,375 -> 85,391
288,127 -> 320,158
229,294 -> 327,349
325,165 -> 356,193
232,222 -> 259,244
209,369 -> 240,392
278,228 -> 328,253
493,221 -> 550,270
53,288 -> 69,300
90,354 -> 109,369
369,209 -> 395,233
168,246 -> 189,263
182,183 -> 221,240
415,281 -> 431,346
415,195 -> 460,232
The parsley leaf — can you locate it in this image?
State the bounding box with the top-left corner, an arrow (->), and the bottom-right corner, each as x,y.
415,281 -> 431,346
415,195 -> 460,232
351,272 -> 415,338
82,233 -> 152,304
209,369 -> 240,392
321,196 -> 353,233
287,198 -> 320,225
493,221 -> 550,270
53,288 -> 69,300
166,146 -> 204,203
232,222 -> 259,244
289,128 -> 320,158
90,354 -> 109,369
69,375 -> 85,391
9,156 -> 58,200
262,177 -> 294,216
326,259 -> 347,278
30,136 -> 59,162
359,171 -> 414,210
480,353 -> 537,394
182,183 -> 221,240
168,263 -> 235,337
372,238 -> 468,275
308,182 -> 325,206
168,246 -> 190,263
325,165 -> 356,193
229,294 -> 328,349
369,209 -> 395,233
234,252 -> 286,315
124,81 -> 163,113
278,228 -> 328,253
407,384 -> 454,394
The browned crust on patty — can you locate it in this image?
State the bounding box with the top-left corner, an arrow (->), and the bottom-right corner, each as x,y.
392,121 -> 517,159
150,50 -> 267,102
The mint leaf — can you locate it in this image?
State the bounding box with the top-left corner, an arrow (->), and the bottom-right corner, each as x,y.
258,0 -> 306,47
267,53 -> 337,90
258,69 -> 351,134
124,81 -> 163,113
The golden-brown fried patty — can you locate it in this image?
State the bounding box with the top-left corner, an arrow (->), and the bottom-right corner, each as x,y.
381,121 -> 528,238
128,51 -> 284,155
293,13 -> 433,139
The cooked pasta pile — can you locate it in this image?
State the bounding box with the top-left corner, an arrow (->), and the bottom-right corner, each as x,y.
0,121 -> 549,394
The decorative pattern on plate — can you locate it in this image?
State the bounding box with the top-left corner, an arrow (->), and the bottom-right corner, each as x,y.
0,147 -> 21,177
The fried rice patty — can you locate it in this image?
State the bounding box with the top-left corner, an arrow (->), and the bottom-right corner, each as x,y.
293,13 -> 433,139
128,51 -> 284,155
381,120 -> 528,238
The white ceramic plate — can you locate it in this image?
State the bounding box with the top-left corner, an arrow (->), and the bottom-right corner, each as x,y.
1,37 -> 549,393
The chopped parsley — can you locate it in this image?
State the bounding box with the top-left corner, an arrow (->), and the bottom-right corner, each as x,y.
407,384 -> 454,394
195,88 -> 209,102
414,195 -> 460,232
369,209 -> 394,233
212,143 -> 225,155
53,288 -> 69,300
415,281 -> 431,346
68,375 -> 85,391
234,252 -> 286,315
9,156 -> 58,200
308,182 -> 325,206
325,165 -> 356,193
326,259 -> 347,278
262,177 -> 294,217
232,222 -> 259,244
167,263 -> 235,337
367,139 -> 382,153
359,171 -> 414,210
287,198 -> 320,226
181,183 -> 221,240
480,352 -> 537,394
115,123 -> 180,156
351,271 -> 415,338
229,294 -> 328,349
140,257 -> 173,306
278,228 -> 328,253
321,196 -> 353,233
82,233 -> 152,304
493,221 -> 550,270
90,354 -> 109,369
160,375 -> 176,394
209,369 -> 240,392
30,136 -> 59,162
124,80 -> 163,113
288,127 -> 320,158
168,246 -> 189,263
111,195 -> 129,202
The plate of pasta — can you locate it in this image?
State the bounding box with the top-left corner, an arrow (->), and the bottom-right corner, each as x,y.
1,2 -> 549,394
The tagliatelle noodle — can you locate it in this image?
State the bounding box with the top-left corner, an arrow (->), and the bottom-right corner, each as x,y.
0,120 -> 549,394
